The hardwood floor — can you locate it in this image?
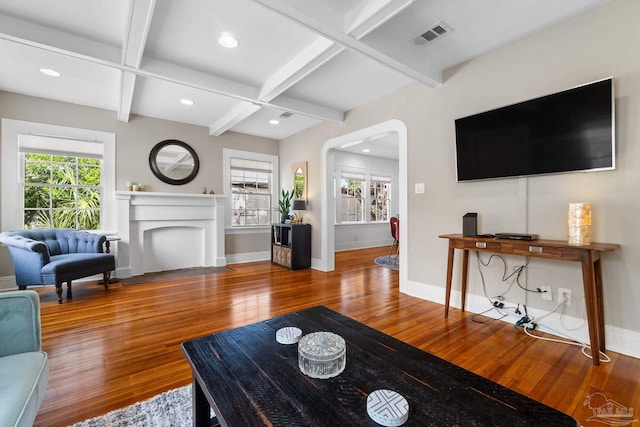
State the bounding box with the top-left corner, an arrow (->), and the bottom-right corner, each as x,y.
33,247 -> 639,426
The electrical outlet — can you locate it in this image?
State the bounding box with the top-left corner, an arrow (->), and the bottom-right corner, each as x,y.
540,286 -> 552,301
558,288 -> 572,305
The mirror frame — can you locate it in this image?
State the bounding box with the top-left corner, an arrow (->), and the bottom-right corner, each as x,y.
292,161 -> 308,202
149,139 -> 200,185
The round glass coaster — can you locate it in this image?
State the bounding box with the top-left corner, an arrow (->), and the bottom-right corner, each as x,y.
298,331 -> 346,379
367,389 -> 409,426
276,327 -> 302,344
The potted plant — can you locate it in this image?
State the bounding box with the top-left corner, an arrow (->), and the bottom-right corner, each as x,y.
279,189 -> 293,223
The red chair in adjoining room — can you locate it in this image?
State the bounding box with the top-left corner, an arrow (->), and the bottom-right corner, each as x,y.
388,217 -> 399,260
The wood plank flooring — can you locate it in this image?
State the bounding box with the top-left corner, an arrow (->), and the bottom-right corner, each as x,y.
32,247 -> 639,426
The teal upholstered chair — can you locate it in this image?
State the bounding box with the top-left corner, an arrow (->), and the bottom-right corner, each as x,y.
0,290 -> 49,427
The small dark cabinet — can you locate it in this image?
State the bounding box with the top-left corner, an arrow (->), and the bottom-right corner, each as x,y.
271,223 -> 311,270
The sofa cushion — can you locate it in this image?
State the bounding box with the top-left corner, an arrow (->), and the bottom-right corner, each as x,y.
41,253 -> 115,284
0,292 -> 41,358
0,352 -> 49,427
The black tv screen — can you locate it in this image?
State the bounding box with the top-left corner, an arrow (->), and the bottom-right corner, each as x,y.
455,78 -> 615,181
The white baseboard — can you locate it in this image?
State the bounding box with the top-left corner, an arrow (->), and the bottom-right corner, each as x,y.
0,275 -> 16,291
225,251 -> 270,265
335,240 -> 389,252
115,267 -> 132,279
405,280 -> 640,360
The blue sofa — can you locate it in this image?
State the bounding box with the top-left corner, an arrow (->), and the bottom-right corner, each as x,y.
0,229 -> 115,303
0,290 -> 49,427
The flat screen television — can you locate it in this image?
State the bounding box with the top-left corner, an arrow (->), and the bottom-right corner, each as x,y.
455,78 -> 615,182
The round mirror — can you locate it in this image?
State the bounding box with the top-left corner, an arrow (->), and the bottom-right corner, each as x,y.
149,140 -> 200,185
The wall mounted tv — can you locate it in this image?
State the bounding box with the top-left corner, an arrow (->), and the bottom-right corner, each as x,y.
455,78 -> 615,182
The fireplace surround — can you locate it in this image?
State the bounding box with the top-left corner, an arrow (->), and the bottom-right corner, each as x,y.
115,191 -> 226,277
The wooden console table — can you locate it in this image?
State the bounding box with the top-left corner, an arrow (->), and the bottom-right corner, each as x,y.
439,234 -> 619,365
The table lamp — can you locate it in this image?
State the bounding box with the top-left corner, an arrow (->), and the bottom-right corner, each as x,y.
568,202 -> 591,245
292,199 -> 306,224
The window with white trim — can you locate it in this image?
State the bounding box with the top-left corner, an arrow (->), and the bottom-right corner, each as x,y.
340,172 -> 365,222
1,120 -> 115,233
369,175 -> 391,222
224,149 -> 279,229
23,152 -> 102,230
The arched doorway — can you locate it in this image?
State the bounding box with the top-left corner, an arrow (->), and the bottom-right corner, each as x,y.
320,119 -> 408,292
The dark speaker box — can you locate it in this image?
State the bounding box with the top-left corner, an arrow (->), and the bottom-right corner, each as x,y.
463,213 -> 477,236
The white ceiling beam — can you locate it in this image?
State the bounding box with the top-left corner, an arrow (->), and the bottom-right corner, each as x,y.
345,0 -> 415,39
209,103 -> 262,136
218,1 -> 412,135
141,58 -> 261,101
118,0 -> 156,123
122,0 -> 156,68
0,15 -> 120,64
118,71 -> 137,122
0,31 -> 342,124
258,37 -> 338,101
251,0 -> 442,87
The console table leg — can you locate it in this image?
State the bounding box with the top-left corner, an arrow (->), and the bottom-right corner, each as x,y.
445,245 -> 455,318
593,257 -> 606,353
581,251 -> 601,365
460,250 -> 469,312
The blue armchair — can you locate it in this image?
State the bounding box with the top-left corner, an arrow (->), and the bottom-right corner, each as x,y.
0,290 -> 49,427
0,229 -> 115,303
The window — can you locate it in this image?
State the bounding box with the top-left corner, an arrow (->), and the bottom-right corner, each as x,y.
23,153 -> 102,230
224,149 -> 279,229
369,175 -> 391,222
336,169 -> 395,224
340,172 -> 365,222
2,120 -> 115,232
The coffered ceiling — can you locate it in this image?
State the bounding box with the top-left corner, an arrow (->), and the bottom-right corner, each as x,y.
0,0 -> 610,141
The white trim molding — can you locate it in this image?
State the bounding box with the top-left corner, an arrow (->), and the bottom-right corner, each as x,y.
405,279 -> 640,360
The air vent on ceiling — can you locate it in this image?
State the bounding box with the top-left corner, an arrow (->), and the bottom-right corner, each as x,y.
414,21 -> 452,46
279,111 -> 293,118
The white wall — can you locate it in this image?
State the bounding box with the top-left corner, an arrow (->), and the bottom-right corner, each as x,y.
279,0 -> 640,356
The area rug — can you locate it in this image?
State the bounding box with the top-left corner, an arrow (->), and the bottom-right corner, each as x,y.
375,255 -> 399,270
70,385 -> 195,427
121,266 -> 230,285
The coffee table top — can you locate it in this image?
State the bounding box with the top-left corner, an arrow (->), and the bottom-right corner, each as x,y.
182,306 -> 577,426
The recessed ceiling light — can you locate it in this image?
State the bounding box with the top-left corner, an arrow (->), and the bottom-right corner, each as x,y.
40,68 -> 61,77
180,99 -> 194,106
218,34 -> 239,49
362,149 -> 371,153
269,119 -> 280,125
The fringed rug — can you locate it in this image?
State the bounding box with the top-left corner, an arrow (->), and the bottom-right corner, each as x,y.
374,255 -> 399,270
70,385 -> 194,427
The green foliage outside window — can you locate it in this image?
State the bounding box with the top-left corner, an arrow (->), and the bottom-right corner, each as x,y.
23,153 -> 101,230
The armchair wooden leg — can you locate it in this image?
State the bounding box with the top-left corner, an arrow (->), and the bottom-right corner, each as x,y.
55,284 -> 63,304
102,272 -> 111,290
66,281 -> 72,300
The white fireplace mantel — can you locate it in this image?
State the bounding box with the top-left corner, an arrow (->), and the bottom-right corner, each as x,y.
115,191 -> 226,277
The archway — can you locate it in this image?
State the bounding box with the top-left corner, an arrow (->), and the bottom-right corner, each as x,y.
320,119 -> 408,292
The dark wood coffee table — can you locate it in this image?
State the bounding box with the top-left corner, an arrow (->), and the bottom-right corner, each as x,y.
182,306 -> 577,426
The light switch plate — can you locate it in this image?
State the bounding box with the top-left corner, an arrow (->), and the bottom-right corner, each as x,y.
415,183 -> 425,194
